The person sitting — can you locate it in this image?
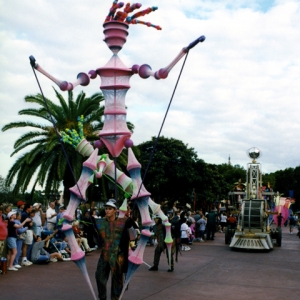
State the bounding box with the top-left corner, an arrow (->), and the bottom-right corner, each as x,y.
31,230 -> 65,263
72,220 -> 93,252
54,236 -> 72,257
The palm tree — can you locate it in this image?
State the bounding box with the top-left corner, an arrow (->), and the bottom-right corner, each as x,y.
2,88 -> 120,202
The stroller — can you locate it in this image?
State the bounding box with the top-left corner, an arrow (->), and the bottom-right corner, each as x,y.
51,241 -> 71,260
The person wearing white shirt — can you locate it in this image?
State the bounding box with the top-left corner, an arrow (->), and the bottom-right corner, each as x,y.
32,203 -> 44,236
180,218 -> 190,251
46,202 -> 57,231
219,212 -> 227,233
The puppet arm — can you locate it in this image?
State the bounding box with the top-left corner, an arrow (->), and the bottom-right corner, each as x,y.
132,35 -> 205,80
29,55 -> 97,91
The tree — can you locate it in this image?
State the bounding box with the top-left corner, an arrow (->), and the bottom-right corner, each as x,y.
273,168 -> 296,196
2,89 -> 108,202
292,166 -> 300,210
137,136 -> 199,207
0,175 -> 15,204
136,137 -> 247,212
216,163 -> 246,194
262,173 -> 276,189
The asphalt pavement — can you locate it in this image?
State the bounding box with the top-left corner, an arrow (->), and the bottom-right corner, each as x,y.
1,225 -> 299,300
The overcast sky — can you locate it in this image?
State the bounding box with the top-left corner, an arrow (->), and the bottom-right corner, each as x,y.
1,0 -> 300,189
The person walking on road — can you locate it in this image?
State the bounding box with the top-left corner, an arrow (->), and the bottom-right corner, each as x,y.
95,199 -> 135,300
206,207 -> 219,241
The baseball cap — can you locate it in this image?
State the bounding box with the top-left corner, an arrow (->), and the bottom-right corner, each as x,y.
33,203 -> 39,208
17,200 -> 26,207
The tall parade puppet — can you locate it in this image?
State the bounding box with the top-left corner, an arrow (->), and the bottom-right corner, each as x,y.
29,1 -> 205,299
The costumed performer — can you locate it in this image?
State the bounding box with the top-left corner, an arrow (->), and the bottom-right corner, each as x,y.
95,199 -> 136,300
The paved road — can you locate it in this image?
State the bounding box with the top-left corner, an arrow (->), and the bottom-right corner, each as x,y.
1,225 -> 299,300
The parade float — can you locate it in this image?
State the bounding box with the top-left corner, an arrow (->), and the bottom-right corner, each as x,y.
226,147 -> 283,250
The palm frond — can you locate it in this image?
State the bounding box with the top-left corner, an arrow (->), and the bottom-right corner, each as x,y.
14,131 -> 48,148
2,121 -> 47,132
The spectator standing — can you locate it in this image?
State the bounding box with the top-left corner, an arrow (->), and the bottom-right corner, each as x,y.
219,212 -> 228,233
7,211 -> 31,271
46,202 -> 57,231
13,212 -> 27,268
0,206 -> 8,259
172,201 -> 179,215
187,221 -> 195,244
21,204 -> 34,266
193,211 -> 201,223
197,214 -> 206,242
180,218 -> 190,251
32,203 -> 44,236
30,210 -> 38,238
171,211 -> 180,225
193,211 -> 201,241
16,201 -> 26,214
187,211 -> 195,224
2,204 -> 12,222
54,199 -> 61,214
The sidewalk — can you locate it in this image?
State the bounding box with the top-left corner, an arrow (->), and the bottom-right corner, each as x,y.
1,225 -> 299,300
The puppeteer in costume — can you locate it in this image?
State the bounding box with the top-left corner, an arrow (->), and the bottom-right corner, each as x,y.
95,199 -> 135,300
149,216 -> 175,272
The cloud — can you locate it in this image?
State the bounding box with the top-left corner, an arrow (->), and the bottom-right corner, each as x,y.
1,0 -> 300,190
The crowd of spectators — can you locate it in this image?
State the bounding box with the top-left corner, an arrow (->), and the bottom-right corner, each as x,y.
2,198 -> 299,277
0,201 -> 100,275
165,203 -> 240,252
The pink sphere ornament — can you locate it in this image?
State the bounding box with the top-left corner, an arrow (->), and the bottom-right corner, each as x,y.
124,139 -> 133,148
94,140 -> 104,149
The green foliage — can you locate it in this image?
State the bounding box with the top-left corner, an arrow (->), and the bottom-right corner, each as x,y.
137,136 -> 198,205
262,173 -> 276,188
0,175 -> 16,204
1,89 -> 105,198
262,167 -> 300,210
136,137 -> 245,211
